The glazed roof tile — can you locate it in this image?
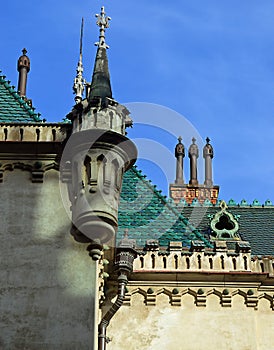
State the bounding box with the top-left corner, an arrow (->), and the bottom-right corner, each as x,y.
119,169 -> 274,256
118,166 -> 213,248
176,203 -> 274,256
0,73 -> 41,123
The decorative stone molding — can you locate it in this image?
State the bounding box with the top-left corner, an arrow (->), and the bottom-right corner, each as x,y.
0,161 -> 59,183
119,285 -> 274,310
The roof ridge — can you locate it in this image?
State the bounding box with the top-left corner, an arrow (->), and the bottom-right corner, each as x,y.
0,72 -> 42,122
227,198 -> 274,207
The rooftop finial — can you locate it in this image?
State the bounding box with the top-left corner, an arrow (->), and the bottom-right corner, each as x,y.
17,48 -> 30,97
95,6 -> 111,49
73,18 -> 85,103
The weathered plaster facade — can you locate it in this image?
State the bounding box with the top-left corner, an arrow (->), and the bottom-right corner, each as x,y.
0,167 -> 99,349
104,250 -> 274,350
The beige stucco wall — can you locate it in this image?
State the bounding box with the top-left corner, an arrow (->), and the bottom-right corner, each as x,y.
107,290 -> 274,350
0,169 -> 96,349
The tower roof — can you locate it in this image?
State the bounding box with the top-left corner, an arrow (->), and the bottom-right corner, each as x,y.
0,72 -> 41,123
89,6 -> 112,105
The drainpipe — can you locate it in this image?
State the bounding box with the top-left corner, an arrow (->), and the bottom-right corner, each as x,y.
98,273 -> 128,350
98,232 -> 137,350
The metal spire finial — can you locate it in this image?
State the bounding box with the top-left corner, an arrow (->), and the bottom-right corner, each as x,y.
73,18 -> 86,103
95,6 -> 111,49
178,136 -> 182,143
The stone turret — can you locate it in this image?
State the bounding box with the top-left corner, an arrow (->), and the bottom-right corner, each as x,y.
63,7 -> 137,247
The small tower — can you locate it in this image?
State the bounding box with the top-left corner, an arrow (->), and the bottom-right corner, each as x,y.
62,7 -> 137,248
169,137 -> 219,204
17,48 -> 30,97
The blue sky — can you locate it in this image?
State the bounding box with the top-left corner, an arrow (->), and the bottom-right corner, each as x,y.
1,0 -> 274,203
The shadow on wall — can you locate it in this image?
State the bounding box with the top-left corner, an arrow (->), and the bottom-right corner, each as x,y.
0,169 -> 95,350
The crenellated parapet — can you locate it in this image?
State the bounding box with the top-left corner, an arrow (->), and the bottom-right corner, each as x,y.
133,246 -> 274,276
0,123 -> 70,182
0,123 -> 69,142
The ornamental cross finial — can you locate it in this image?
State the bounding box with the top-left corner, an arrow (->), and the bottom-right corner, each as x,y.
95,6 -> 111,49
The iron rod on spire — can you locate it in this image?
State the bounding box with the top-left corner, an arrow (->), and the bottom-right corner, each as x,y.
73,18 -> 85,103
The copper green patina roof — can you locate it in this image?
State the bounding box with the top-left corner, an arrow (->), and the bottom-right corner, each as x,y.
0,73 -> 41,123
118,166 -> 213,248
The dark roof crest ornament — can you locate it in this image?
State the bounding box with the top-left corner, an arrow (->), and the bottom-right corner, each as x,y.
95,6 -> 111,49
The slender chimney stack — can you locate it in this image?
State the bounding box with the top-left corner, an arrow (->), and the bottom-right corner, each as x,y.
175,136 -> 185,185
188,137 -> 199,186
169,136 -> 219,204
203,137 -> 213,187
17,48 -> 30,97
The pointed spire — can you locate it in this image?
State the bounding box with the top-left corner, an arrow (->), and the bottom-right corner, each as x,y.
89,6 -> 112,106
73,18 -> 85,103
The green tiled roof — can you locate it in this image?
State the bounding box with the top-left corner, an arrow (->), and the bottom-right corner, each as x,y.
119,169 -> 274,255
0,73 -> 41,123
118,166 -> 212,248
176,204 -> 274,256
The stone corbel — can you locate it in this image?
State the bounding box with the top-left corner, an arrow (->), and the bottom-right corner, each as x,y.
146,289 -> 156,306
246,290 -> 258,308
31,169 -> 44,183
221,290 -> 232,307
196,289 -> 206,307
